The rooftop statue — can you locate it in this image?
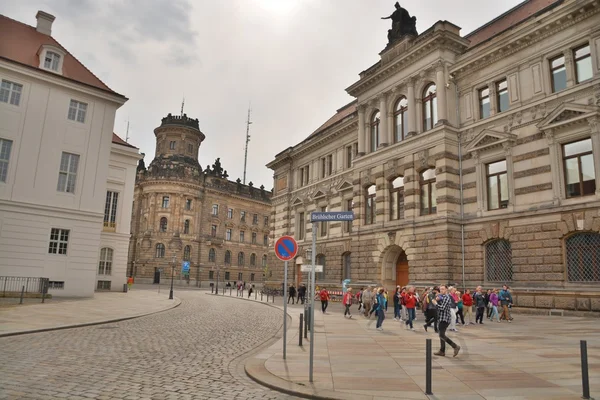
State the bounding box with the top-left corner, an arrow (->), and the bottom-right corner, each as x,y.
382,2 -> 418,45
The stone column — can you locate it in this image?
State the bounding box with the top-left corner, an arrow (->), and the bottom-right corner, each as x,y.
407,79 -> 417,136
379,94 -> 389,147
488,82 -> 497,116
544,129 -> 562,205
357,105 -> 366,155
435,62 -> 448,124
564,48 -> 575,88
588,117 -> 600,195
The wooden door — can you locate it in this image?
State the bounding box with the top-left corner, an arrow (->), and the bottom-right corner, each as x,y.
396,253 -> 409,287
296,264 -> 302,287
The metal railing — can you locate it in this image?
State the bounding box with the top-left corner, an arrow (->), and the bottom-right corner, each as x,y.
1,276 -> 49,296
485,239 -> 513,282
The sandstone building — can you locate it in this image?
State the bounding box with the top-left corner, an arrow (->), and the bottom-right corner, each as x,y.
267,0 -> 600,313
128,114 -> 271,287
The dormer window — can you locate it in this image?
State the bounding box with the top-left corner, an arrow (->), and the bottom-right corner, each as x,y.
38,45 -> 66,74
44,51 -> 60,71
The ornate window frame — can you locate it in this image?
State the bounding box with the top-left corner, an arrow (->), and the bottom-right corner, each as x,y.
38,45 -> 66,74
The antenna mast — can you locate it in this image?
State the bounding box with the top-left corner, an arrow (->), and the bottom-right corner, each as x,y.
125,119 -> 130,143
181,97 -> 185,116
243,106 -> 252,185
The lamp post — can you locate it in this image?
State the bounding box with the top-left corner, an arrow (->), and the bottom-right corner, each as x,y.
169,253 -> 176,300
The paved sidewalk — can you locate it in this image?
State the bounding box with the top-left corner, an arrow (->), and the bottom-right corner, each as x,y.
246,301 -> 600,399
0,287 -> 181,336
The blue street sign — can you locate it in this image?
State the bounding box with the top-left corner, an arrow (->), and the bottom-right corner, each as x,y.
181,261 -> 190,273
310,211 -> 354,222
274,235 -> 298,261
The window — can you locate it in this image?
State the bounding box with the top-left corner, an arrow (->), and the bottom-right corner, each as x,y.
299,165 -> 310,187
262,254 -> 267,267
48,228 -> 69,255
226,228 -> 232,240
162,196 -> 170,208
485,239 -> 512,282
298,212 -> 305,240
169,141 -> 176,150
370,111 -> 380,152
57,152 -> 79,193
184,220 -> 190,234
97,281 -> 111,290
344,199 -> 354,233
563,138 -> 596,198
420,168 -> 437,216
479,87 -> 490,119
251,273 -> 255,281
0,139 -> 13,183
496,79 -> 508,113
98,248 -> 113,275
240,231 -> 245,243
183,245 -> 191,261
210,224 -> 217,237
423,84 -> 438,131
185,199 -> 192,210
550,55 -> 566,92
187,143 -> 193,153
212,204 -> 219,216
225,250 -> 231,264
238,272 -> 243,281
0,80 -> 22,106
155,243 -> 165,258
390,177 -> 405,220
48,281 -> 65,290
327,154 -> 333,175
44,51 -> 61,71
487,160 -> 509,210
264,216 -> 269,227
103,191 -> 118,230
160,217 -> 168,232
240,211 -> 246,222
252,232 -> 257,244
574,44 -> 593,84
566,233 -> 600,282
209,271 -> 215,280
321,157 -> 326,178
238,252 -> 245,266
68,100 -> 87,123
346,145 -> 353,168
250,253 -> 257,266
253,214 -> 258,225
365,185 -> 376,225
227,208 -> 233,219
224,271 -> 230,281
320,206 -> 328,237
263,234 -> 268,246
209,248 -> 216,262
316,254 -> 326,280
394,97 -> 408,142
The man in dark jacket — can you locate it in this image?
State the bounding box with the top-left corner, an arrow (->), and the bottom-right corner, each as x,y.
424,286 -> 439,333
499,285 -> 513,322
288,285 -> 297,304
297,284 -> 306,304
473,286 -> 487,324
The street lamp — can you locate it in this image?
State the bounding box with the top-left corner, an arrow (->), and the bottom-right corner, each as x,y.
169,253 -> 176,300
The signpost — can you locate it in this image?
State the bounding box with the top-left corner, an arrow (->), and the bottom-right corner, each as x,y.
274,235 -> 298,360
307,211 -> 354,383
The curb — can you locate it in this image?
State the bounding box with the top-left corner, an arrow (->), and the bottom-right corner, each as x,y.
0,297 -> 182,338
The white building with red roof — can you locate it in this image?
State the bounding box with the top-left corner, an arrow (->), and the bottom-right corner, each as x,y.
0,11 -> 140,296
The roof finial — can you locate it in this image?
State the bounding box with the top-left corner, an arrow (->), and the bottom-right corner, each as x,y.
180,96 -> 185,117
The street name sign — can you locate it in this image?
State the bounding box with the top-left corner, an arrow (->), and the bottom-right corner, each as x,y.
301,265 -> 323,272
310,211 -> 354,222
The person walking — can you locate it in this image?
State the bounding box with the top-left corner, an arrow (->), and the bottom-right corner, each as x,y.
297,284 -> 306,304
456,290 -> 465,325
485,289 -> 493,319
362,287 -> 372,317
319,287 -> 330,314
384,289 -> 389,312
474,286 -> 486,324
375,288 -> 386,331
343,287 -> 353,318
448,287 -> 459,332
489,288 -> 500,322
499,285 -> 513,322
288,285 -> 296,304
356,287 -> 364,313
248,284 -> 254,298
434,285 -> 461,357
462,289 -> 474,325
424,286 -> 439,333
404,286 -> 417,330
393,286 -> 401,320
400,287 -> 408,321
369,287 -> 379,318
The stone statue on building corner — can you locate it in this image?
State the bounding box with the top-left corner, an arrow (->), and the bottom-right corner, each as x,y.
382,2 -> 418,45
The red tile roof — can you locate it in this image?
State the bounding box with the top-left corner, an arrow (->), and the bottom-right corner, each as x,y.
0,14 -> 124,97
112,133 -> 138,149
465,0 -> 563,48
305,100 -> 357,142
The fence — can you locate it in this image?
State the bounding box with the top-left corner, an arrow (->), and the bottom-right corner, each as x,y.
1,276 -> 49,297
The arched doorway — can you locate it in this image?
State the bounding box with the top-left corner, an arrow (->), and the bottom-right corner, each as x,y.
396,252 -> 409,287
381,245 -> 409,289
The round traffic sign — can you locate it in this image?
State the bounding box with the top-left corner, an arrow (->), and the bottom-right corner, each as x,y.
274,236 -> 298,261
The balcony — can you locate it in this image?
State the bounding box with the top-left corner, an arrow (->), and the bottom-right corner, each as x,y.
103,221 -> 116,232
206,236 -> 224,246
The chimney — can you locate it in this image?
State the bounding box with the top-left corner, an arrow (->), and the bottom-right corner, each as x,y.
35,11 -> 55,36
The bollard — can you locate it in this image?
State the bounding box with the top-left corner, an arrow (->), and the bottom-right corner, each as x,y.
223,287 -> 225,295
261,291 -> 263,301
41,284 -> 47,304
19,286 -> 25,305
425,338 -> 433,395
272,294 -> 275,303
255,290 -> 257,300
304,309 -> 308,338
306,307 -> 311,331
211,286 -> 214,294
299,313 -> 303,346
230,287 -> 232,296
581,340 -> 590,399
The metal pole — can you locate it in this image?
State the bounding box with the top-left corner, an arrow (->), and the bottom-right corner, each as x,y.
426,338 -> 433,395
169,265 -> 174,300
304,308 -> 309,338
215,268 -> 219,295
299,313 -> 303,346
19,285 -> 25,305
309,221 -> 317,383
581,340 -> 590,399
41,280 -> 47,304
283,260 -> 288,359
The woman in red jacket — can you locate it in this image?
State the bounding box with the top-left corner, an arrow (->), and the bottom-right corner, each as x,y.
404,286 -> 417,330
343,288 -> 353,318
462,289 -> 474,325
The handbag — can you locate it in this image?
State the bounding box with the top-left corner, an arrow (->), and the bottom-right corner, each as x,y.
487,302 -> 492,308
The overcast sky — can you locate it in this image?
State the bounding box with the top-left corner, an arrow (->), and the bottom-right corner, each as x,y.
1,0 -> 523,189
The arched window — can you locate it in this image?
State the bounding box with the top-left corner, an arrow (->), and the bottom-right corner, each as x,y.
420,168 -> 437,215
394,97 -> 408,142
238,252 -> 245,266
250,253 -> 257,266
159,217 -> 168,232
98,247 -> 113,275
342,252 -> 351,280
155,243 -> 165,258
485,240 -> 512,282
209,248 -> 216,263
224,250 -> 231,265
390,176 -> 405,220
365,185 -> 376,225
566,233 -> 600,282
184,219 -> 190,234
370,110 -> 380,152
262,254 -> 267,268
422,83 -> 438,131
316,254 -> 326,281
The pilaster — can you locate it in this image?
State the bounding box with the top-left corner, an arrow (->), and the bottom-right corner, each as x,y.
435,61 -> 448,124
564,48 -> 575,88
588,117 -> 600,195
379,93 -> 389,147
407,78 -> 417,136
544,129 -> 562,205
357,105 -> 366,155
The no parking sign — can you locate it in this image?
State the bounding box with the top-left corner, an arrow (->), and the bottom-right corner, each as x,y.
274,236 -> 298,261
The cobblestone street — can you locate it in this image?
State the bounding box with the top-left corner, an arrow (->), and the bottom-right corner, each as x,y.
0,290 -> 295,400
